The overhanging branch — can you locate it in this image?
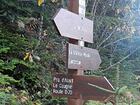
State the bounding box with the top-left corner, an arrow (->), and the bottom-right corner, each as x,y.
102,47 -> 140,72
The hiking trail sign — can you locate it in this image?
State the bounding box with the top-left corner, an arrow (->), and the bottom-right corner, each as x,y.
52,0 -> 114,103
67,43 -> 101,70
52,74 -> 114,102
53,8 -> 93,43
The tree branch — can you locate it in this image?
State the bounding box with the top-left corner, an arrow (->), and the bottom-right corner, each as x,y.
103,36 -> 132,48
102,47 -> 140,72
112,0 -> 116,9
91,0 -> 97,16
97,26 -> 118,49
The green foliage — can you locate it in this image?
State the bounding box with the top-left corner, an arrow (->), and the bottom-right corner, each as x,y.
0,0 -> 36,22
0,0 -> 140,104
0,92 -> 13,105
132,101 -> 140,105
85,101 -> 102,105
0,0 -> 62,104
0,73 -> 17,85
0,88 -> 42,105
0,16 -> 44,104
0,47 -> 10,53
116,86 -> 128,96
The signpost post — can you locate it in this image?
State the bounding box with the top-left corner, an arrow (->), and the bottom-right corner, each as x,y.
68,0 -> 86,105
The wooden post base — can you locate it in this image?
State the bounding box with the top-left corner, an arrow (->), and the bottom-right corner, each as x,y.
68,70 -> 84,105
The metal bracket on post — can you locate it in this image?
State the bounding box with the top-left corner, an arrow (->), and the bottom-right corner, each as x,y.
78,0 -> 85,47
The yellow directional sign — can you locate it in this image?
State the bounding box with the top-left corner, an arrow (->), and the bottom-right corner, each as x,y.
37,0 -> 44,6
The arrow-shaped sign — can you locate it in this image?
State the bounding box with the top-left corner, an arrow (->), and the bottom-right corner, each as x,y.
52,74 -> 114,102
73,75 -> 114,101
67,43 -> 101,70
53,8 -> 93,43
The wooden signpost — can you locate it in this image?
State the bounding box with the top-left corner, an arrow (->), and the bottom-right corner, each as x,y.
53,0 -> 114,105
68,1 -> 86,104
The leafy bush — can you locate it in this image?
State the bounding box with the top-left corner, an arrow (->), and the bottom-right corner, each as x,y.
0,88 -> 42,105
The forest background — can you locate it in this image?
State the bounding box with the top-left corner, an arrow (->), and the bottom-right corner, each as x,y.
0,0 -> 140,105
